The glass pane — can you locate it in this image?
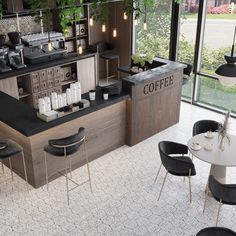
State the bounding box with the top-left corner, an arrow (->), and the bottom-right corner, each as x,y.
201,1 -> 235,74
135,0 -> 172,58
198,76 -> 236,113
178,1 -> 199,99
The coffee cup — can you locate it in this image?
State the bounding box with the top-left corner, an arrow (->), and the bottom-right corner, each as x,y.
103,92 -> 108,100
89,90 -> 96,101
207,131 -> 213,137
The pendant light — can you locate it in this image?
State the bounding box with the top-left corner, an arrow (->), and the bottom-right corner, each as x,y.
134,17 -> 138,26
123,12 -> 128,20
113,4 -> 117,38
215,25 -> 236,86
89,17 -> 94,26
102,24 -> 106,32
48,31 -> 53,52
78,24 -> 83,54
143,5 -> 147,31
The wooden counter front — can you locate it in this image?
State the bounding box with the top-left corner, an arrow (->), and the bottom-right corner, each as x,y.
0,100 -> 127,188
123,60 -> 184,146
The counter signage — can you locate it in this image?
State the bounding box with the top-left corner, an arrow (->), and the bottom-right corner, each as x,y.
143,75 -> 174,95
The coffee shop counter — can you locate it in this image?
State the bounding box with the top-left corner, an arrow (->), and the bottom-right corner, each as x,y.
0,89 -> 130,188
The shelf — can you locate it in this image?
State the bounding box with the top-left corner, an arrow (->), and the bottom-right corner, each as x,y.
19,92 -> 31,99
65,37 -> 76,41
76,35 -> 88,38
61,80 -> 77,86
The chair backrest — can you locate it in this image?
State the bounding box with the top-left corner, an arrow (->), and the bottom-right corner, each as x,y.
209,175 -> 236,205
96,41 -> 115,53
49,127 -> 85,149
192,120 -> 219,136
196,227 -> 236,236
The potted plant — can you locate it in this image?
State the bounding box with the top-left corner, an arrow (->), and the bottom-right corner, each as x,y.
131,53 -> 154,69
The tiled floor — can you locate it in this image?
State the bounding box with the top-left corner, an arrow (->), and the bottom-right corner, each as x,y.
1,102 -> 236,236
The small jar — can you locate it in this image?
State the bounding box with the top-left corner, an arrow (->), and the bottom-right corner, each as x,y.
89,90 -> 96,101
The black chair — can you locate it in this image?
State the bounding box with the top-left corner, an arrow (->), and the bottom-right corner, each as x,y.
0,139 -> 28,190
182,62 -> 193,85
44,127 -> 92,205
192,120 -> 220,136
156,141 -> 196,202
196,227 -> 236,236
203,175 -> 236,226
96,41 -> 120,85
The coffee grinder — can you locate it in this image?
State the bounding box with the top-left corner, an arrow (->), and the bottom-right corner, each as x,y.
0,34 -> 12,73
7,32 -> 26,69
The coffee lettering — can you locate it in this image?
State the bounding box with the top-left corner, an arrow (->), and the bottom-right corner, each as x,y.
143,74 -> 174,95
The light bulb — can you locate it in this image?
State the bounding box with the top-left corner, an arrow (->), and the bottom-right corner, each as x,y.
78,45 -> 83,54
102,24 -> 106,32
143,22 -> 147,31
48,41 -> 53,52
113,28 -> 117,38
123,12 -> 128,20
134,18 -> 138,26
89,17 -> 94,26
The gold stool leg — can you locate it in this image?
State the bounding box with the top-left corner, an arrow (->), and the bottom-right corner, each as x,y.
203,178 -> 210,213
64,147 -> 69,206
84,140 -> 92,192
44,152 -> 49,191
9,158 -> 14,181
216,200 -> 222,226
1,160 -> 4,174
106,60 -> 109,84
157,170 -> 168,201
188,169 -> 192,203
117,57 -> 120,80
154,164 -> 162,183
69,158 -> 72,179
22,152 -> 29,192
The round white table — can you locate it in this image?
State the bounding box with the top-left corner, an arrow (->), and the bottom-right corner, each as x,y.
188,132 -> 236,183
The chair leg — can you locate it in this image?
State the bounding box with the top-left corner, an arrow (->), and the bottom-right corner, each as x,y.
188,169 -> 192,203
216,200 -> 222,226
44,151 -> 49,191
157,170 -> 168,201
154,164 -> 162,183
21,152 -> 29,192
203,177 -> 210,213
69,157 -> 72,179
1,160 -> 4,174
84,140 -> 92,192
9,158 -> 13,181
64,148 -> 69,206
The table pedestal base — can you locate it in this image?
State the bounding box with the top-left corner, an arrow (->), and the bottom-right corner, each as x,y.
209,164 -> 226,184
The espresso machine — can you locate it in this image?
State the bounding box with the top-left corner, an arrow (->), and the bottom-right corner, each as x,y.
0,34 -> 12,73
7,32 -> 26,69
21,31 -> 67,65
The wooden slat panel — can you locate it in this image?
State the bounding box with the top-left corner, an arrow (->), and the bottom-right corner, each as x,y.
0,77 -> 19,99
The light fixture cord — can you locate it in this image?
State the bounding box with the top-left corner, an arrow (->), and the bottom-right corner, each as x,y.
231,25 -> 236,57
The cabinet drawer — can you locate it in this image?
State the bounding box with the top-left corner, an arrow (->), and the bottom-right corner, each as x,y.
46,69 -> 54,80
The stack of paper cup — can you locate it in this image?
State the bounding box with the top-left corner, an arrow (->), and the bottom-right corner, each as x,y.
70,83 -> 77,104
57,94 -> 63,108
44,97 -> 51,112
75,82 -> 81,102
38,98 -> 46,114
66,88 -> 72,105
51,92 -> 59,110
62,93 -> 67,107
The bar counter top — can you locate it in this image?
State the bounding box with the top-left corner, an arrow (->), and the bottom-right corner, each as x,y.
122,57 -> 186,85
0,89 -> 129,137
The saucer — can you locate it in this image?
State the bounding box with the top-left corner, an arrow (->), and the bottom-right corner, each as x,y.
190,144 -> 201,151
204,144 -> 213,151
204,133 -> 214,139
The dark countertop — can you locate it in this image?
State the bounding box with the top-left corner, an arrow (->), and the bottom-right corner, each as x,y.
0,89 -> 129,137
122,57 -> 186,85
0,52 -> 96,80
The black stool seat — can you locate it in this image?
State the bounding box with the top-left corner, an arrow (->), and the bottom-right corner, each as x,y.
44,128 -> 84,157
0,139 -> 23,159
100,52 -> 119,60
196,227 -> 236,236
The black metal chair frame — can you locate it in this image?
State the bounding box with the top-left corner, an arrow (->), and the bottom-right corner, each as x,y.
156,141 -> 196,203
196,227 -> 236,236
0,139 -> 28,191
44,132 -> 92,206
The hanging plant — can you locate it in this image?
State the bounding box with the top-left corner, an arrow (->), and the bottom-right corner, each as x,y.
0,0 -> 2,19
57,0 -> 84,35
90,0 -> 109,24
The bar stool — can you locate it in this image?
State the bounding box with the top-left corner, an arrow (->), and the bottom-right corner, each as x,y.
44,127 -> 92,205
97,41 -> 120,85
0,139 -> 28,191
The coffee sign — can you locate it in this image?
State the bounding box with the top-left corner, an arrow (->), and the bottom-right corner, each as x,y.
143,75 -> 174,95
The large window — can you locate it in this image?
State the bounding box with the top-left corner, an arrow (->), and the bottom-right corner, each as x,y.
135,0 -> 172,58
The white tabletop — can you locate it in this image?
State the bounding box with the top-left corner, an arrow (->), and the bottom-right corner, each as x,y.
188,132 -> 236,167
